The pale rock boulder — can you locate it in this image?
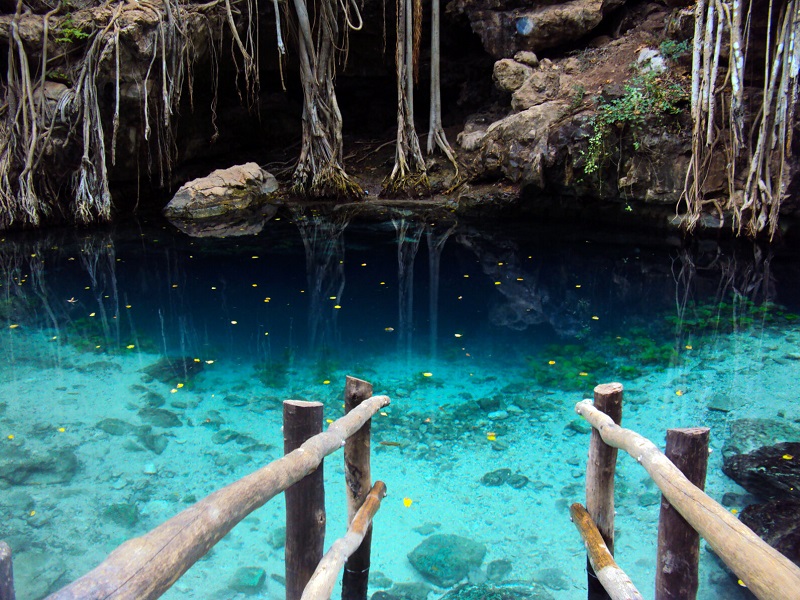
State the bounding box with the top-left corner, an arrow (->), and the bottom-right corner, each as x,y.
164,162 -> 278,220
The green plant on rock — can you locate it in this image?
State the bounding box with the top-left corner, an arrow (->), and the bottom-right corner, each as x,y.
659,39 -> 690,62
582,70 -> 688,177
55,14 -> 91,44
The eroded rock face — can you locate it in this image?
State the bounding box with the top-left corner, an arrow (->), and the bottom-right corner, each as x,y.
449,0 -> 627,59
460,3 -> 693,213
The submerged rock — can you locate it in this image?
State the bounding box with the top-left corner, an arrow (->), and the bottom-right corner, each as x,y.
96,418 -> 136,436
229,566 -> 266,593
739,499 -> 800,566
138,407 -> 182,428
438,583 -> 554,600
408,534 -> 486,587
486,559 -> 513,582
0,446 -> 78,485
722,418 -> 800,460
103,502 -> 140,527
141,356 -> 204,385
481,469 -> 511,486
371,582 -> 432,600
722,442 -> 800,500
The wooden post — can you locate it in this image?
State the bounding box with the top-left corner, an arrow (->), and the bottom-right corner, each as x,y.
0,541 -> 15,600
575,399 -> 800,600
570,503 -> 644,600
655,427 -> 710,600
585,382 -> 623,600
284,400 -> 326,600
303,482 -> 387,600
342,376 -> 375,600
48,394 -> 390,600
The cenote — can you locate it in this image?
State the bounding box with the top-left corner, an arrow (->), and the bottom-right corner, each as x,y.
1,210 -> 799,599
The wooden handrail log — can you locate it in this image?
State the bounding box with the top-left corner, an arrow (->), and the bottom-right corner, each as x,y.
570,503 -> 643,600
48,395 -> 391,600
301,481 -> 387,600
575,399 -> 800,600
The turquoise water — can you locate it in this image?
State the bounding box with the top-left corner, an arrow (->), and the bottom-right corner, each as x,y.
1,210 -> 799,599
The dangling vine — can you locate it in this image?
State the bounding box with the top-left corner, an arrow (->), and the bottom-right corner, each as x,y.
0,0 -> 260,229
682,0 -> 800,239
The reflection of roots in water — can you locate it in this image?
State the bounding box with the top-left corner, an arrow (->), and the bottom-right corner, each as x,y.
393,218 -> 424,358
291,207 -> 352,351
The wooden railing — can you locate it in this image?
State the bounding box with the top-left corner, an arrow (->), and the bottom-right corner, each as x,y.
0,376 -> 389,600
572,382 -> 800,600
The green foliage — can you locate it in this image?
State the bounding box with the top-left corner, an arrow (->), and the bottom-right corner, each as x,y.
257,359 -> 289,388
569,84 -> 586,111
665,298 -> 797,335
659,39 -> 690,61
55,14 -> 90,44
582,70 -> 688,176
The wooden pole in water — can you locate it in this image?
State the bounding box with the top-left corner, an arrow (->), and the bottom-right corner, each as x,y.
304,482 -> 387,600
0,541 -> 15,600
342,376 -> 375,600
571,503 -> 644,600
655,427 -> 709,600
585,382 -> 623,600
284,400 -> 326,600
575,399 -> 800,600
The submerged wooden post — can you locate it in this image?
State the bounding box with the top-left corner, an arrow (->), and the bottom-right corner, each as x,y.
655,427 -> 710,600
585,382 -> 623,600
575,399 -> 800,600
284,400 -> 326,600
342,376 -> 375,600
0,541 -> 15,600
304,482 -> 387,600
571,503 -> 644,600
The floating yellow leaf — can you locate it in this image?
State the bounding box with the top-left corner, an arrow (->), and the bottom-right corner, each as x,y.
487,433 -> 496,442
675,390 -> 684,396
252,284 -> 258,287
205,360 -> 215,364
385,327 -> 394,332
575,284 -> 581,288
8,324 -> 19,329
591,316 -> 599,320
231,320 -> 238,325
264,298 -> 271,302
579,372 -> 588,377
380,412 -> 388,416
7,434 -> 14,440
58,427 -> 65,433
454,333 -> 462,338
89,312 -> 96,317
548,360 -> 556,365
170,389 -> 177,394
326,418 -> 334,424
685,345 -> 693,350
334,305 -> 341,309
126,344 -> 135,349
323,380 -> 331,385
422,372 -> 433,377
29,510 -> 35,517
403,498 -> 413,508
177,383 -> 184,389
193,358 -> 201,362
494,281 -> 501,286
125,304 -> 132,309
737,580 -> 746,588
783,454 -> 794,460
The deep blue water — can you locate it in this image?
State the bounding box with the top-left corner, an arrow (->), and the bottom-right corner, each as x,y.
6,213 -> 798,375
2,208 -> 799,599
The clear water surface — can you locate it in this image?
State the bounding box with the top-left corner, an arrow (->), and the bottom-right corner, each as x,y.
1,207 -> 798,599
